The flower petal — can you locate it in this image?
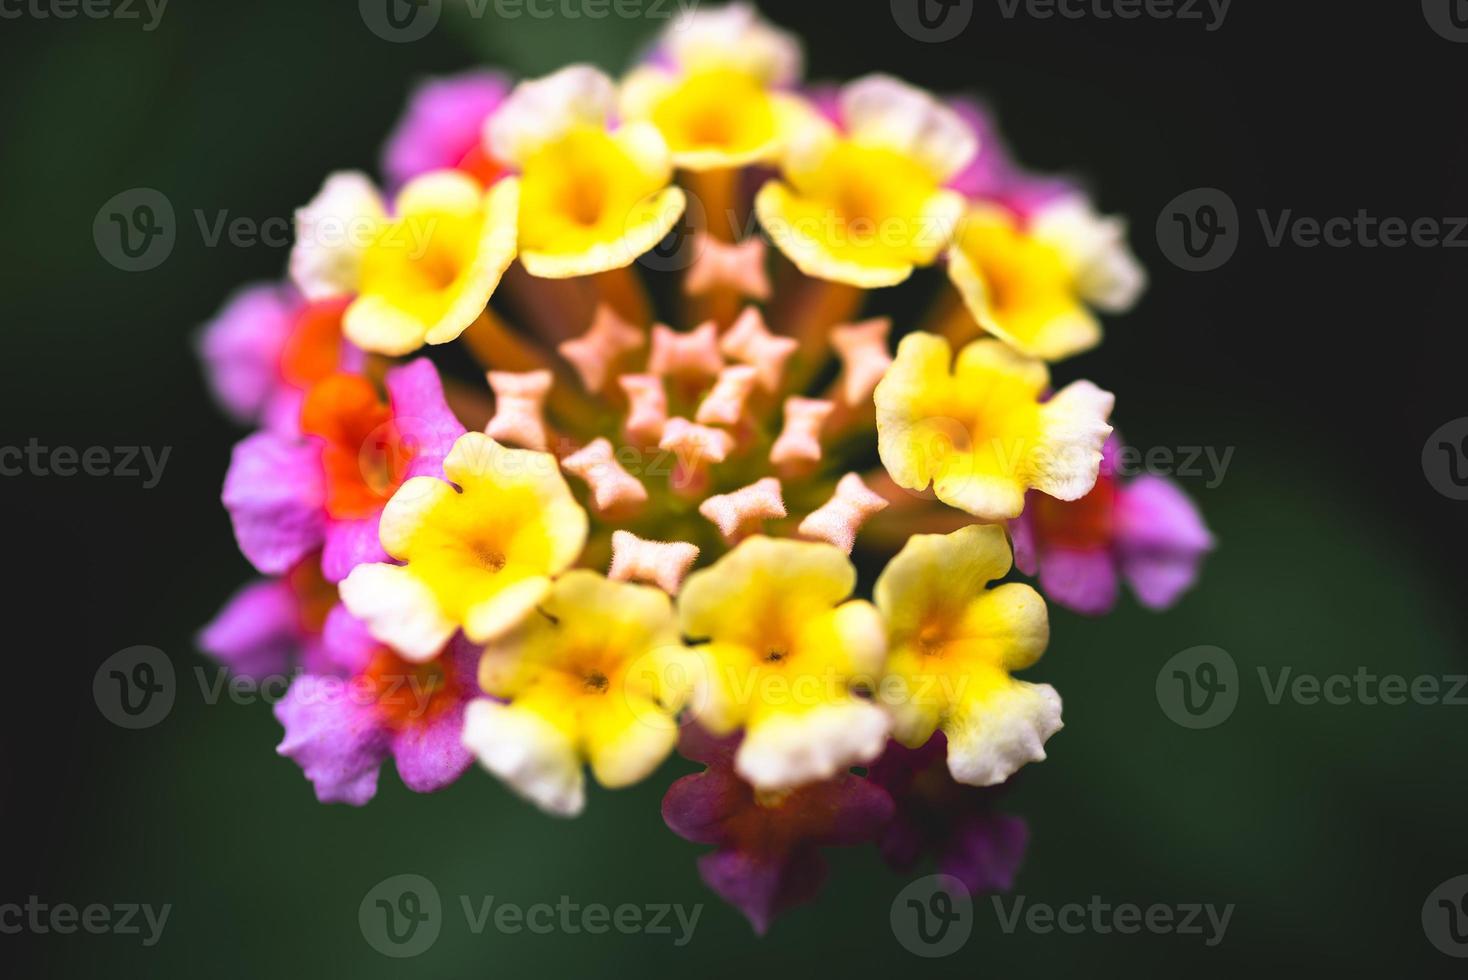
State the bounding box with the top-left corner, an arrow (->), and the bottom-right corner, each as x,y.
383,70 -> 510,189
485,64 -> 616,166
195,282 -> 298,426
339,562 -> 457,662
290,171 -> 386,300
735,698 -> 890,791
196,578 -> 299,681
222,431 -> 326,575
461,697 -> 586,816
1031,380 -> 1115,502
839,74 -> 977,182
274,674 -> 390,806
1115,475 -> 1214,609
1035,546 -> 1120,616
945,679 -> 1062,787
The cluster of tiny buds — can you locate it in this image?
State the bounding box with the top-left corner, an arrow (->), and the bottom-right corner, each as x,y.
474,236 -> 900,595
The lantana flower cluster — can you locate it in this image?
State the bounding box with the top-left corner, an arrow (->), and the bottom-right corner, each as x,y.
197,4 -> 1213,933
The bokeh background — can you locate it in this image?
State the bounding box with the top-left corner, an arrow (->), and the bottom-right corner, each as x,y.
3,1 -> 1466,976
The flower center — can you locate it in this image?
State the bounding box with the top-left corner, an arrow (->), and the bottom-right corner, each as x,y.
473,544 -> 507,572
364,649 -> 455,731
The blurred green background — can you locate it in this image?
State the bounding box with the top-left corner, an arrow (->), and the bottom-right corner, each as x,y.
3,1 -> 1466,976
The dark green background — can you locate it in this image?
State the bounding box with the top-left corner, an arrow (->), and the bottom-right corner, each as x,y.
3,1 -> 1466,976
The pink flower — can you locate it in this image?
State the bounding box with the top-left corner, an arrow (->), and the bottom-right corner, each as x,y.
662,726 -> 894,934
273,607 -> 478,806
1011,436 -> 1215,615
221,358 -> 465,582
381,70 -> 511,190
196,553 -> 338,681
196,283 -> 360,433
867,733 -> 1029,896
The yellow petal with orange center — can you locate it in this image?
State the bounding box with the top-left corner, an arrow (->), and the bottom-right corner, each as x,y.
875,333 -> 1114,519
513,123 -> 685,278
344,172 -> 517,356
340,433 -> 587,656
756,137 -> 963,288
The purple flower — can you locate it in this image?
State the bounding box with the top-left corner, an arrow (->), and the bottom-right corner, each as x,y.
196,284 -> 360,434
273,609 -> 478,806
867,734 -> 1029,897
382,71 -> 511,190
1010,435 -> 1215,616
662,726 -> 894,934
221,358 -> 466,582
196,554 -> 338,681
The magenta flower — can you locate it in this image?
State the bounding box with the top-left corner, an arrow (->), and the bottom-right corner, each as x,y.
197,553 -> 338,681
221,357 -> 465,582
867,734 -> 1029,897
274,607 -> 477,806
946,98 -> 1082,219
196,283 -> 360,434
1010,435 -> 1215,616
381,70 -> 511,190
662,726 -> 894,934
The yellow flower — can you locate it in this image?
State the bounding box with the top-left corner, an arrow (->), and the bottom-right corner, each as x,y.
948,201 -> 1147,361
619,3 -> 810,170
677,536 -> 889,791
874,333 -> 1114,521
461,571 -> 689,816
873,523 -> 1060,786
289,170 -> 518,356
754,75 -> 973,288
485,65 -> 686,279
340,433 -> 588,659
